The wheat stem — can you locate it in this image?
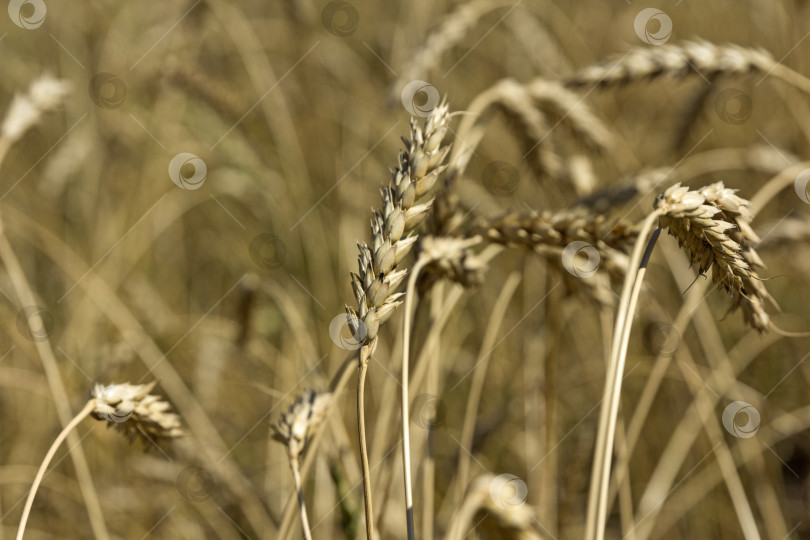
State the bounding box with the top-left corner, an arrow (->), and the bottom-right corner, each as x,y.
402,256 -> 428,540
357,352 -> 374,540
586,211 -> 661,540
17,400 -> 96,540
290,457 -> 313,540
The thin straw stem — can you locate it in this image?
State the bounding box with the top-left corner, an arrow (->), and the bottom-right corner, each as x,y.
290,457 -> 313,540
585,212 -> 661,540
402,257 -> 428,540
358,355 -> 374,540
17,400 -> 96,540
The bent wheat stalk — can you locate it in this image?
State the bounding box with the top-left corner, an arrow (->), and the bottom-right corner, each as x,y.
17,383 -> 182,540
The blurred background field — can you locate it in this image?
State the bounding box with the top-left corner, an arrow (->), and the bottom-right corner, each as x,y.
1,0 -> 809,538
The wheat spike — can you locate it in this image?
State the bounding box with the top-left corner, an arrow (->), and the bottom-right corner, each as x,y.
346,101 -> 451,345
90,382 -> 183,443
655,181 -> 771,331
566,40 -> 775,88
272,389 -> 332,460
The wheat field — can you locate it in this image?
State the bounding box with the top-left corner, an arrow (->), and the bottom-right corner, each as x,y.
1,1 -> 809,539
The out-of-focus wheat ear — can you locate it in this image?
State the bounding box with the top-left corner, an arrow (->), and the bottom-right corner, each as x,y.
0,75 -> 71,166
526,79 -> 615,152
445,474 -> 545,540
565,40 -> 775,88
272,390 -> 333,540
90,382 -> 184,444
416,235 -> 488,291
394,0 -> 515,96
271,389 -> 332,461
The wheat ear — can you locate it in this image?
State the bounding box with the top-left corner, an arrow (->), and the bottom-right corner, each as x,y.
346,102 -> 451,539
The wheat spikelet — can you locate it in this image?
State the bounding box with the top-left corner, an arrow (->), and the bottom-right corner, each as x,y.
346,101 -> 451,346
90,382 -> 183,443
566,40 -> 775,88
654,181 -> 771,331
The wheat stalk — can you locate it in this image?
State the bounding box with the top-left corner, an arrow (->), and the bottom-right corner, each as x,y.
17,382 -> 182,540
345,101 -> 451,540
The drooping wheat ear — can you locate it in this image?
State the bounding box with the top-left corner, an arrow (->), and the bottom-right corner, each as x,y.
417,235 -> 488,290
449,78 -> 614,183
347,101 -> 451,540
272,390 -> 333,540
655,182 -> 771,331
566,40 -> 775,88
0,75 -> 71,164
90,381 -> 184,443
445,474 -> 545,540
471,208 -> 636,275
